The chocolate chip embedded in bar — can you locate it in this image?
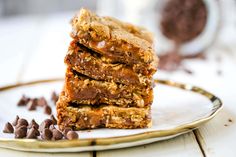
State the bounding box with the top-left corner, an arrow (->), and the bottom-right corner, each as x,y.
71,8 -> 156,65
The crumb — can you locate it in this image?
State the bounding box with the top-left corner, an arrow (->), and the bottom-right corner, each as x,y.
217,69 -> 222,76
228,119 -> 233,123
224,124 -> 228,127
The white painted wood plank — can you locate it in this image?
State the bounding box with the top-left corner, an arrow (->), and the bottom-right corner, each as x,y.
156,46 -> 236,157
0,147 -> 92,157
19,13 -> 74,82
0,16 -> 43,86
97,132 -> 203,157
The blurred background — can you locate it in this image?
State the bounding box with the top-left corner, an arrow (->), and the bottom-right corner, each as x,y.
0,0 -> 236,86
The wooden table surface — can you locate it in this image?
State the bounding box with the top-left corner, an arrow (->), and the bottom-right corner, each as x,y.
0,13 -> 236,157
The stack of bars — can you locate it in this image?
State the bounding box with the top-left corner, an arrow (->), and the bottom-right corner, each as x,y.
57,9 -> 158,130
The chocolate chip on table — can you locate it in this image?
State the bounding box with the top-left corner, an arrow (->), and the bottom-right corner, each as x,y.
39,119 -> 53,132
50,115 -> 57,125
17,95 -> 30,106
3,122 -> 14,133
26,127 -> 39,139
49,124 -> 55,131
15,126 -> 27,138
16,118 -> 28,128
12,115 -> 19,126
63,127 -> 72,136
28,119 -> 39,129
27,99 -> 37,111
51,91 -> 59,104
66,131 -> 78,140
41,128 -> 52,140
37,97 -> 48,107
52,129 -> 63,140
44,105 -> 52,115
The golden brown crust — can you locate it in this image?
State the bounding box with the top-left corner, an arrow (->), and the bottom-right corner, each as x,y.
64,68 -> 153,108
70,8 -> 158,65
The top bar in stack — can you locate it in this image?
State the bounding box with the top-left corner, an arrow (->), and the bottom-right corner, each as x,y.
57,8 -> 158,130
70,8 -> 158,76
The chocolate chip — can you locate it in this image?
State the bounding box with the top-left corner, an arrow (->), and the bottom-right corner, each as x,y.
27,99 -> 37,111
63,127 -> 72,136
44,105 -> 52,115
28,119 -> 39,129
37,97 -> 48,107
49,124 -> 55,131
26,127 -> 39,139
15,126 -> 27,138
3,122 -> 14,133
50,115 -> 57,125
17,95 -> 30,106
16,118 -> 28,128
41,128 -> 52,140
39,119 -> 53,132
51,91 -> 59,104
12,115 -> 19,126
66,131 -> 78,140
52,129 -> 63,140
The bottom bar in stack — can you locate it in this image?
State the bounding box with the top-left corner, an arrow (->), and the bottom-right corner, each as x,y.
57,92 -> 151,130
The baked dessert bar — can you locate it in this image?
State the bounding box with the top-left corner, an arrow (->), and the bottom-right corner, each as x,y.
57,8 -> 158,130
57,92 -> 151,130
64,68 -> 153,108
70,8 -> 156,65
65,41 -> 157,86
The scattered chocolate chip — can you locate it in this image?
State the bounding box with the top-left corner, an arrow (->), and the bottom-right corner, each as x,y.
49,124 -> 55,131
16,118 -> 28,128
39,119 -> 53,132
17,95 -> 30,106
51,91 -> 59,104
228,119 -> 233,123
63,127 -> 72,136
28,119 -> 39,129
37,97 -> 48,107
52,129 -> 63,140
15,126 -> 27,138
12,115 -> 19,126
44,105 -> 52,115
50,115 -> 57,125
27,99 -> 37,111
183,68 -> 193,75
26,127 -> 39,139
66,131 -> 78,140
41,128 -> 52,140
3,122 -> 14,133
158,50 -> 206,73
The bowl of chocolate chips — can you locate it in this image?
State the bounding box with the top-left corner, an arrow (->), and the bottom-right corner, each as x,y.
155,0 -> 221,55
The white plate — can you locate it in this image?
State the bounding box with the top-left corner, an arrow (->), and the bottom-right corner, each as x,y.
0,79 -> 222,152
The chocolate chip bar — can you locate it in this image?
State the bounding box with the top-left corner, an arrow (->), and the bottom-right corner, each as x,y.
65,41 -> 157,86
64,68 -> 153,108
70,8 -> 156,65
57,8 -> 158,130
57,92 -> 151,130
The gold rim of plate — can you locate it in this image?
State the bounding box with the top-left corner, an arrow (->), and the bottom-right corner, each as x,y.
0,78 -> 223,150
